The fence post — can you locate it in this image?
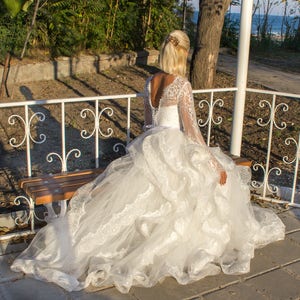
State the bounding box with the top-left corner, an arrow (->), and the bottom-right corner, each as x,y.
230,0 -> 254,156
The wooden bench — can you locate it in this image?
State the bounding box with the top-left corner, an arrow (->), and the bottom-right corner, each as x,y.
19,168 -> 106,220
19,168 -> 105,206
19,155 -> 251,210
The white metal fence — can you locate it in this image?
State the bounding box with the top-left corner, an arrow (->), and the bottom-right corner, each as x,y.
245,88 -> 300,206
0,87 -> 299,239
0,94 -> 141,176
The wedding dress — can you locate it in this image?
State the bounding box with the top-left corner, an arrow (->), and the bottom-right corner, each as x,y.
11,76 -> 285,293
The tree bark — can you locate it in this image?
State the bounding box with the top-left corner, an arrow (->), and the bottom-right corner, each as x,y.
10,0 -> 40,99
0,52 -> 11,98
190,0 -> 231,89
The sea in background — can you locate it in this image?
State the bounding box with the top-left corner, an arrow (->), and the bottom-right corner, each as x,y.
193,12 -> 299,35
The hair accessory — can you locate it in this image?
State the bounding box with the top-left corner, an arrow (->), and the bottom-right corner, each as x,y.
166,35 -> 179,47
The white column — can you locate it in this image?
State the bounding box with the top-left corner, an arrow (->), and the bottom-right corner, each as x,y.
230,0 -> 254,156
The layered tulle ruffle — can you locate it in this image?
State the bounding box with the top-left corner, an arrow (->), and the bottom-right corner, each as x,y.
11,127 -> 285,293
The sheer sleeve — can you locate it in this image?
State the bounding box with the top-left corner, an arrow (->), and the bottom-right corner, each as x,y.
178,81 -> 224,173
143,77 -> 153,131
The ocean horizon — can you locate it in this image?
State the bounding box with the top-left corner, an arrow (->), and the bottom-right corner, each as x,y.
193,11 -> 299,35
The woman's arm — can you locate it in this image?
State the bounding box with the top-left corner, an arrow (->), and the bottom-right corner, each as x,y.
178,81 -> 227,185
143,77 -> 153,131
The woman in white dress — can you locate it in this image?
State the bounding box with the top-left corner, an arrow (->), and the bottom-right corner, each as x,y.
11,30 -> 285,294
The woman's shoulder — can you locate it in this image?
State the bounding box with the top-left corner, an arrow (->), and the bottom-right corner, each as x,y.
148,72 -> 190,85
176,75 -> 190,85
151,72 -> 174,82
145,73 -> 191,93
173,76 -> 192,91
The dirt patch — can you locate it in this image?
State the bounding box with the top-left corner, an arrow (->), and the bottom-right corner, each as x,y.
0,63 -> 299,209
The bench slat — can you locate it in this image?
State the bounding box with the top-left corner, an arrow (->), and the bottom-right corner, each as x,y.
33,182 -> 94,204
19,168 -> 104,189
26,177 -> 94,197
22,173 -> 100,193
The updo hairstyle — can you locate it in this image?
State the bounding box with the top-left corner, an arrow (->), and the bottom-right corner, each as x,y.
159,30 -> 190,77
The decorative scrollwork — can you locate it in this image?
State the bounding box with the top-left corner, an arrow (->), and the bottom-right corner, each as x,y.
13,195 -> 45,224
273,103 -> 288,130
8,115 -> 26,147
46,149 -> 81,171
80,108 -> 96,139
257,100 -> 288,130
212,98 -> 224,125
8,112 -> 46,148
46,152 -> 63,165
80,107 -> 114,139
113,143 -> 127,154
198,99 -> 209,127
283,137 -> 298,164
257,100 -> 271,127
13,196 -> 32,226
267,167 -> 282,193
251,163 -> 282,194
251,163 -> 265,189
99,107 -> 114,137
66,149 -> 81,161
197,98 -> 224,127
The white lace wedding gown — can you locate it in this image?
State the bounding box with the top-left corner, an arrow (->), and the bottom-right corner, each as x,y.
11,76 -> 285,293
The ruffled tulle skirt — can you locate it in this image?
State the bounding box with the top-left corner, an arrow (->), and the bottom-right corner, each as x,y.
11,127 -> 285,293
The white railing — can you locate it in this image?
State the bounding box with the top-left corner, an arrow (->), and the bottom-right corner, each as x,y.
0,94 -> 141,177
192,87 -> 238,146
0,87 -> 299,240
246,88 -> 300,207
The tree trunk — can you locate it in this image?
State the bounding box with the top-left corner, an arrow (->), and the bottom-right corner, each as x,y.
281,1 -> 287,41
0,52 -> 11,98
10,0 -> 40,99
110,0 -> 119,40
190,0 -> 231,89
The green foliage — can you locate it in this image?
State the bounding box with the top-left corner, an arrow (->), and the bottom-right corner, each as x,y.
0,0 -> 186,61
250,34 -> 281,53
1,0 -> 33,17
37,1 -> 87,57
178,0 -> 196,47
2,0 -> 23,17
220,10 -> 300,54
281,16 -> 300,51
221,13 -> 239,50
0,6 -> 28,58
249,16 -> 300,53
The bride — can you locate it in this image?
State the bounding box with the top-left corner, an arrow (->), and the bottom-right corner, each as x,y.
11,30 -> 285,294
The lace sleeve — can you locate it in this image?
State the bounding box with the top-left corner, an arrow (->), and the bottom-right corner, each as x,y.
143,77 -> 153,131
178,81 -> 224,173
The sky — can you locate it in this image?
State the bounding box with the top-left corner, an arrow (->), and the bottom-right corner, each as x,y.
191,0 -> 299,16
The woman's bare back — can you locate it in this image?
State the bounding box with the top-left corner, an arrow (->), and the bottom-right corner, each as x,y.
150,72 -> 176,108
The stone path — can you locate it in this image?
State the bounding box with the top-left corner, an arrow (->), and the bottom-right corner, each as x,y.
0,208 -> 300,300
217,53 -> 300,95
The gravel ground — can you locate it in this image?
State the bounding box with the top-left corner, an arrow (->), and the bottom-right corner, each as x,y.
0,62 -> 299,210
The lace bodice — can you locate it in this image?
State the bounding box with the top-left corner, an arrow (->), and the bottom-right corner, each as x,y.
143,75 -> 224,172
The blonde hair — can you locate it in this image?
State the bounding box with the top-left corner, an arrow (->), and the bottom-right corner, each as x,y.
159,30 -> 190,77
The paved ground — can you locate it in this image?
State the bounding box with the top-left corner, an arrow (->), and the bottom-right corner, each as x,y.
217,53 -> 300,95
0,55 -> 300,299
0,207 -> 299,300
